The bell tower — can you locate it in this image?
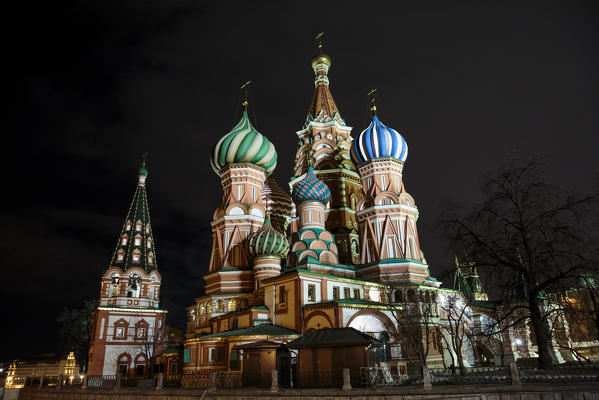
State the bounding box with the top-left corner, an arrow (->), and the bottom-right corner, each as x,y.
88,159 -> 167,377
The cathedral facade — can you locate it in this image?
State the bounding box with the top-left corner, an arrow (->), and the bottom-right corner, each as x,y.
181,46 -> 492,377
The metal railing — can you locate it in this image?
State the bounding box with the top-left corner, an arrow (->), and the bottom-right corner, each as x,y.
519,364 -> 599,383
86,375 -> 117,389
430,366 -> 511,385
360,367 -> 423,387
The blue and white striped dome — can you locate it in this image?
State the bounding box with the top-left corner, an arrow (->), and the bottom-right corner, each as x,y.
350,116 -> 408,165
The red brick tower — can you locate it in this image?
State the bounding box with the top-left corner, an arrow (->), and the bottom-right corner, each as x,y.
88,161 -> 167,376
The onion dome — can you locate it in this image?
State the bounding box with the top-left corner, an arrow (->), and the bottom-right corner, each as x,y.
262,177 -> 292,232
248,214 -> 289,258
211,110 -> 277,176
292,167 -> 331,205
350,115 -> 408,165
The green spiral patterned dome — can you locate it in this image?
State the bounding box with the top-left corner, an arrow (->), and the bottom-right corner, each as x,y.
211,110 -> 277,175
248,214 -> 289,258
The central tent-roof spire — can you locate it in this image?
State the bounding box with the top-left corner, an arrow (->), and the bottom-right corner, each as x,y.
307,32 -> 339,119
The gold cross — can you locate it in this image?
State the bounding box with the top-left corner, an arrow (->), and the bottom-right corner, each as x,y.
240,81 -> 251,108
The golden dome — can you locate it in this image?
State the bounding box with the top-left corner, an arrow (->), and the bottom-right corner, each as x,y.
311,53 -> 332,69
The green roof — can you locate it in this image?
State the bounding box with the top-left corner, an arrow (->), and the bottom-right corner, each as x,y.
197,324 -> 298,339
107,166 -> 158,274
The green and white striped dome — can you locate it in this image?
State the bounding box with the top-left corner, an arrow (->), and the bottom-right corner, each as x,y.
211,110 -> 277,176
248,214 -> 289,258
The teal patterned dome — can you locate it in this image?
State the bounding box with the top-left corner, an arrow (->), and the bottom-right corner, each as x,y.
292,167 -> 331,205
248,214 -> 289,258
211,110 -> 277,175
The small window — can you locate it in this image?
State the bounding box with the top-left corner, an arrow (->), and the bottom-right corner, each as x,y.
121,235 -> 128,245
146,239 -> 152,249
307,284 -> 315,302
216,300 -> 224,312
136,327 -> 146,339
125,221 -> 132,231
132,249 -> 141,262
169,363 -> 178,374
145,224 -> 150,234
135,365 -> 145,376
343,287 -> 350,299
209,348 -> 221,362
354,289 -> 360,299
135,221 -> 142,232
117,249 -> 125,262
333,287 -> 340,300
229,351 -> 240,371
227,299 -> 236,311
279,286 -> 286,304
134,235 -> 142,246
115,327 -> 125,339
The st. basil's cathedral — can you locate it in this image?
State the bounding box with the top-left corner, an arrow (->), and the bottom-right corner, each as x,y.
87,42 -> 584,382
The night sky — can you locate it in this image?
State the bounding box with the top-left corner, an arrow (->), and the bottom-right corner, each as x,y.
2,0 -> 598,362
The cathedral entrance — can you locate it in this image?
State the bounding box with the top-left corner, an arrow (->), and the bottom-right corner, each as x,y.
348,314 -> 393,363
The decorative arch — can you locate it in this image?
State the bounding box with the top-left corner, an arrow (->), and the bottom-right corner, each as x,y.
309,240 -> 328,250
346,310 -> 398,336
319,250 -> 337,264
314,158 -> 337,170
304,310 -> 335,331
116,352 -> 131,376
298,250 -> 318,262
300,230 -> 318,240
357,197 -> 374,211
374,192 -> 400,206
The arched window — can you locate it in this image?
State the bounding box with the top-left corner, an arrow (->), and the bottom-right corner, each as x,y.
121,234 -> 128,246
135,320 -> 149,341
125,221 -> 132,231
116,249 -> 125,262
135,220 -> 142,232
147,252 -> 154,265
117,353 -> 131,377
110,276 -> 120,297
132,249 -> 141,263
134,234 -> 142,247
227,299 -> 236,312
127,275 -> 141,298
134,353 -> 146,376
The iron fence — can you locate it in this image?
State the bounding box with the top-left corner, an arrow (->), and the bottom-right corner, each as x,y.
360,367 -> 423,387
86,375 -> 117,389
519,365 -> 599,383
121,377 -> 156,388
430,366 -> 511,385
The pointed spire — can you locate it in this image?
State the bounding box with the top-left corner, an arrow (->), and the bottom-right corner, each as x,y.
108,159 -> 158,273
308,33 -> 339,119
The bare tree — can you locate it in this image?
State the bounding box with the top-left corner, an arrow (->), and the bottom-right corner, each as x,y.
56,299 -> 97,371
439,156 -> 599,369
437,293 -> 472,374
384,285 -> 438,374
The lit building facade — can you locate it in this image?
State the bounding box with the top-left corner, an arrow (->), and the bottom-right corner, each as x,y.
87,165 -> 167,377
182,46 -> 485,379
